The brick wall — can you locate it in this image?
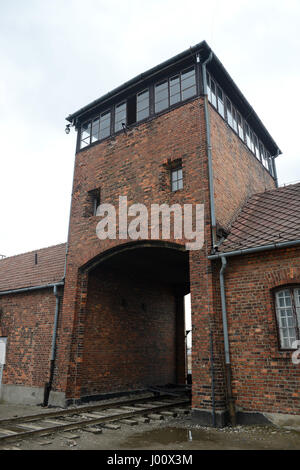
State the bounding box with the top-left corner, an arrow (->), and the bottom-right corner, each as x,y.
0,288 -> 63,390
79,265 -> 179,397
222,247 -> 300,415
210,106 -> 276,231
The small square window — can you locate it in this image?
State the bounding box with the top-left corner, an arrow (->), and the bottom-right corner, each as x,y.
171,167 -> 183,191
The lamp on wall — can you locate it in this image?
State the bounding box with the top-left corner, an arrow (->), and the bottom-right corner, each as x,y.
65,124 -> 71,134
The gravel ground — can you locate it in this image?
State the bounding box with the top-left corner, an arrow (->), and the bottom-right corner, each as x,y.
0,403 -> 299,450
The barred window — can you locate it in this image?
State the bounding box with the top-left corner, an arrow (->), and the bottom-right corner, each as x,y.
275,288 -> 300,349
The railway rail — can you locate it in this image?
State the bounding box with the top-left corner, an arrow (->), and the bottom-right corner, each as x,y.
0,392 -> 190,445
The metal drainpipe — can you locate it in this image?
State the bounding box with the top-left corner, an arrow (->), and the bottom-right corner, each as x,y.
201,52 -> 218,426
201,52 -> 217,251
271,149 -> 280,188
220,257 -> 236,425
43,285 -> 61,407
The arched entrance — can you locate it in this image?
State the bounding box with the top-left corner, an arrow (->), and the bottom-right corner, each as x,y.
78,241 -> 190,400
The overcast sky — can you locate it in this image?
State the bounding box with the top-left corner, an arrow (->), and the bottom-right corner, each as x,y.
1,0 -> 299,257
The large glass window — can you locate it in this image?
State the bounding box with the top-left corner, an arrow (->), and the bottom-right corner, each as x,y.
245,123 -> 251,150
91,118 -> 100,143
237,112 -> 244,140
80,121 -> 91,149
217,86 -> 224,118
115,102 -> 127,132
99,111 -> 111,139
137,89 -> 149,121
170,75 -> 181,106
181,67 -> 196,100
226,98 -> 233,128
275,288 -> 300,349
155,80 -> 168,113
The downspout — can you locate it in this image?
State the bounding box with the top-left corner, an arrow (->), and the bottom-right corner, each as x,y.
271,149 -> 280,188
201,52 -> 218,426
219,257 -> 236,425
43,285 -> 61,407
201,52 -> 217,251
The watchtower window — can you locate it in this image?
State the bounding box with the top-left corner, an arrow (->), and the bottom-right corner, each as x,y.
155,80 -> 169,113
170,75 -> 180,106
181,67 -> 196,100
80,121 -> 91,149
99,111 -> 111,139
115,102 -> 127,132
137,89 -> 149,121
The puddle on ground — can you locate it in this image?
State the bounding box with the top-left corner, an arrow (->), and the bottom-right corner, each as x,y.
119,425 -> 300,450
120,427 -> 218,448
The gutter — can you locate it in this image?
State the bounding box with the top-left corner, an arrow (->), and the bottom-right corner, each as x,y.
208,239 -> 300,260
0,281 -> 64,296
208,238 -> 300,425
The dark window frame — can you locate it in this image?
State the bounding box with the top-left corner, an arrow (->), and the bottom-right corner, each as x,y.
206,70 -> 275,179
171,165 -> 183,192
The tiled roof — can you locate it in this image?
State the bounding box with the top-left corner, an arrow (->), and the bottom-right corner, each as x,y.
220,183 -> 300,253
0,243 -> 66,292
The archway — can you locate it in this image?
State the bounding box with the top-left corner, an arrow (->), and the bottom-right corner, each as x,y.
79,241 -> 190,400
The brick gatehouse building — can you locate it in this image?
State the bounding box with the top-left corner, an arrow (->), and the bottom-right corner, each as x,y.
0,41 -> 299,426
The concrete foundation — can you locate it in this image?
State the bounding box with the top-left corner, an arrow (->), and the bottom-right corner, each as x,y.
0,384 -> 66,408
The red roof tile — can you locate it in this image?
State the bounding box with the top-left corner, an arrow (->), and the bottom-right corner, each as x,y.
220,183 -> 300,253
0,243 -> 66,292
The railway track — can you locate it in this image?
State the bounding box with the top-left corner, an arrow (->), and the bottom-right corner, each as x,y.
0,392 -> 190,445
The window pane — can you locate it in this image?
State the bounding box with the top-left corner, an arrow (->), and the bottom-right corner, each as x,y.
80,121 -> 91,148
245,124 -> 251,149
249,131 -> 255,153
181,67 -> 196,100
137,89 -> 149,121
155,81 -> 168,112
226,98 -> 233,128
259,143 -> 264,162
237,113 -> 244,140
232,108 -> 238,132
170,75 -> 180,105
217,86 -> 224,118
171,166 -> 183,191
253,135 -> 259,159
91,118 -> 100,143
115,102 -> 126,132
206,72 -> 211,102
210,80 -> 217,108
276,290 -> 297,348
99,111 -> 111,139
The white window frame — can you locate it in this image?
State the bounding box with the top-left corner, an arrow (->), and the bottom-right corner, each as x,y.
275,288 -> 300,350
